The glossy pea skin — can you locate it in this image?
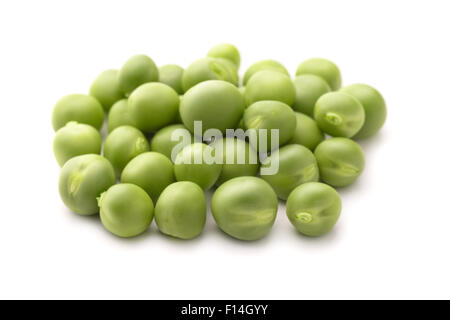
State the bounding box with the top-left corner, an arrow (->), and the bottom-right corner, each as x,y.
58,154 -> 115,215
243,59 -> 289,85
99,184 -> 154,238
103,125 -> 149,177
174,143 -> 222,190
314,92 -> 365,138
207,43 -> 241,69
158,64 -> 184,94
340,83 -> 387,139
89,69 -> 124,112
180,80 -> 245,135
314,138 -> 365,187
296,58 -> 342,91
107,99 -> 137,133
261,144 -> 319,200
118,55 -> 159,96
244,70 -> 296,106
155,181 -> 206,239
150,124 -> 194,161
286,182 -> 341,237
53,121 -> 102,167
210,137 -> 259,185
292,74 -> 331,116
211,176 -> 278,241
52,94 -> 104,131
288,112 -> 325,151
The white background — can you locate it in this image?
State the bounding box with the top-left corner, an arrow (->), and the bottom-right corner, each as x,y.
0,0 -> 449,299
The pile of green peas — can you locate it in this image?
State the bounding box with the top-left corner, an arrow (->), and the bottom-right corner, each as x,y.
52,44 -> 386,240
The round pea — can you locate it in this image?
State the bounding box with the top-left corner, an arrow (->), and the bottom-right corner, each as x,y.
155,181 -> 206,239
174,143 -> 222,190
292,74 -> 331,116
243,59 -> 289,85
53,121 -> 102,166
103,125 -> 149,176
244,70 -> 296,106
158,64 -> 184,94
296,58 -> 342,91
52,94 -> 104,131
286,182 -> 341,237
180,80 -> 245,135
118,54 -> 159,96
261,144 -> 319,200
150,124 -> 194,161
207,43 -> 240,69
99,184 -> 154,238
89,69 -> 124,112
58,154 -> 115,215
314,92 -> 365,138
288,112 -> 325,151
314,137 -> 365,187
107,99 -> 136,133
211,176 -> 278,241
340,83 -> 387,139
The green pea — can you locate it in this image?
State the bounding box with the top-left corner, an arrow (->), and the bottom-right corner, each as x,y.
155,181 -> 206,239
180,80 -> 245,135
52,94 -> 104,131
296,58 -> 342,91
244,70 -> 296,106
158,64 -> 184,94
107,99 -> 137,133
286,182 -> 341,237
340,83 -> 387,139
58,154 -> 115,215
210,137 -> 259,185
292,74 -> 331,116
174,143 -> 222,190
314,92 -> 365,138
150,124 -> 194,161
53,121 -> 102,167
207,43 -> 241,69
89,69 -> 124,112
243,59 -> 289,85
314,137 -> 365,187
118,54 -> 159,96
261,144 -> 319,200
213,58 -> 239,86
99,184 -> 154,238
288,112 -> 325,151
103,125 -> 150,177
211,176 -> 278,241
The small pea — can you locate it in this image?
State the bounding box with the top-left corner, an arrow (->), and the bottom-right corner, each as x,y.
292,74 -> 331,117
89,69 -> 124,112
158,64 -> 184,95
296,58 -> 342,91
288,112 -> 325,151
243,59 -> 289,85
118,54 -> 159,96
107,99 -> 137,133
207,43 -> 241,69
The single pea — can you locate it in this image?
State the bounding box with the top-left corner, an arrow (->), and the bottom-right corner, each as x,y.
211,176 -> 278,241
181,57 -> 238,92
207,43 -> 241,69
286,182 -> 341,237
314,92 -> 365,138
314,137 -> 365,187
210,137 -> 259,185
128,82 -> 179,133
244,70 -> 296,106
150,124 -> 194,161
158,64 -> 184,94
180,80 -> 245,135
53,121 -> 102,167
58,154 -> 115,215
243,59 -> 289,85
52,94 -> 104,131
174,143 -> 222,190
155,181 -> 206,239
213,58 -> 239,86
244,100 -> 296,152
89,69 -> 124,112
121,152 -> 175,204
288,112 -> 325,151
107,99 -> 137,133
261,144 -> 319,200
103,125 -> 149,177
340,83 -> 387,139
296,58 -> 342,91
118,54 -> 159,96
99,184 -> 154,238
292,74 -> 331,116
